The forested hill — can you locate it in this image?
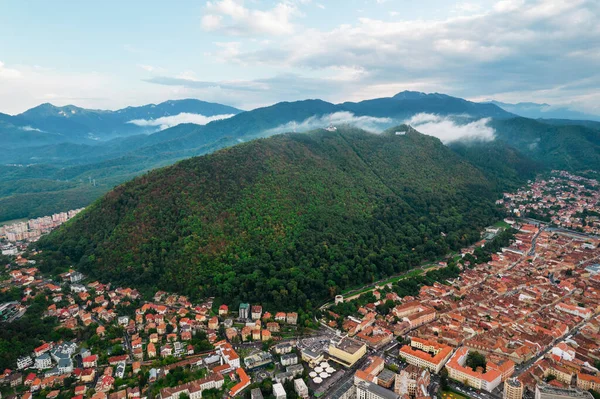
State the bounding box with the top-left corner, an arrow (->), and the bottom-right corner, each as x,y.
37,126 -> 503,310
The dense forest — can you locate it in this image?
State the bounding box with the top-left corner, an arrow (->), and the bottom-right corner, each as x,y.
37,127 -> 515,310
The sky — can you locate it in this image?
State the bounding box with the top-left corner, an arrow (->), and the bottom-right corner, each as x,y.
0,0 -> 599,115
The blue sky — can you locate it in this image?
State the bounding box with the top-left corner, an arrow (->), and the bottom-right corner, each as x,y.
0,0 -> 598,114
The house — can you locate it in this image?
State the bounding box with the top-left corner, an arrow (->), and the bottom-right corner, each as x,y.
251,306 -> 262,320
286,313 -> 298,325
275,312 -> 286,322
147,343 -> 156,358
267,322 -> 280,333
208,317 -> 219,330
82,355 -> 98,368
219,305 -> 228,316
262,330 -> 272,341
34,343 -> 51,357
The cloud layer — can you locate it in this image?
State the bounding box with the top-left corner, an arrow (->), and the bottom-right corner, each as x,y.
127,112 -> 235,130
265,111 -> 394,136
405,113 -> 496,143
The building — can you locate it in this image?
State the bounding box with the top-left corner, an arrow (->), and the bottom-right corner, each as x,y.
445,348 -> 502,392
35,354 -> 52,369
286,312 -> 298,325
535,384 -> 594,399
273,383 -> 286,399
250,388 -> 264,399
504,378 -> 524,399
398,337 -> 452,374
215,341 -> 241,369
239,303 -> 250,319
158,373 -> 224,399
294,379 -> 309,398
244,351 -> 273,370
556,303 -> 592,319
301,348 -> 324,367
377,369 -> 396,389
329,337 -> 367,368
17,356 -> 33,370
251,305 -> 262,320
577,373 -> 600,391
218,305 -> 228,316
356,380 -> 400,399
281,353 -> 298,366
274,343 -> 293,354
394,365 -> 430,397
229,368 -> 250,397
355,356 -> 385,384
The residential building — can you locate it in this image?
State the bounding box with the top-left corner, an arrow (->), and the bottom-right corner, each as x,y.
398,337 -> 452,374
35,354 -> 52,370
273,383 -> 286,399
251,305 -> 262,320
280,353 -> 298,366
158,373 -> 225,399
294,379 -> 309,398
251,388 -> 264,399
534,384 -> 593,399
504,378 -> 524,399
445,347 -> 502,392
577,373 -> 600,391
239,303 -> 250,319
17,356 -> 33,370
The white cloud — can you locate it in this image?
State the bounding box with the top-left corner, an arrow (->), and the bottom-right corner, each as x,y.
127,112 -> 236,130
20,126 -> 44,132
197,0 -> 600,110
201,0 -> 299,36
0,61 -> 22,79
405,113 -> 495,143
265,111 -> 394,135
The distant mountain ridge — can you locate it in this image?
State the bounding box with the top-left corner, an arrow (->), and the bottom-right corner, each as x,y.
2,99 -> 243,147
1,90 -> 599,222
487,100 -> 600,122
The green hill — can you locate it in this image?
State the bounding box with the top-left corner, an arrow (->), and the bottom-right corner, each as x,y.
37,126 -> 503,310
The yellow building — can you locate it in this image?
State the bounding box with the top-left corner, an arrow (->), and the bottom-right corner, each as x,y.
328,337 -> 367,367
504,378 -> 523,399
577,373 -> 600,391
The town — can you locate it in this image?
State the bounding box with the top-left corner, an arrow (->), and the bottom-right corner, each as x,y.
1,209 -> 84,247
1,171 -> 599,399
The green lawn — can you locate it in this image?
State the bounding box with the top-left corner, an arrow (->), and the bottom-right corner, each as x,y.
493,220 -> 511,229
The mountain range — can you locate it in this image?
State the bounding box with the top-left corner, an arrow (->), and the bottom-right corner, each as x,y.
1,91 -> 600,222
1,99 -> 243,148
489,100 -> 600,122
